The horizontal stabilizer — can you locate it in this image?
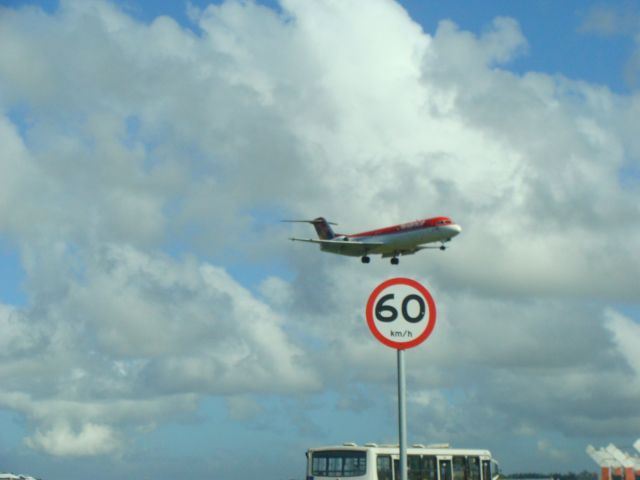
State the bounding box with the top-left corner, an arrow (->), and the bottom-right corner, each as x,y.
282,219 -> 338,225
283,217 -> 337,239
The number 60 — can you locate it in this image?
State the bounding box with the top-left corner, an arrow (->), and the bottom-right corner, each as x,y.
375,294 -> 426,323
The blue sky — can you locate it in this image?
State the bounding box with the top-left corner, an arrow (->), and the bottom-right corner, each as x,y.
1,1 -> 640,479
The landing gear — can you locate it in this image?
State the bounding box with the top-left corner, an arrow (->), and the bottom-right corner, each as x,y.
361,255 -> 371,264
440,245 -> 446,251
390,257 -> 399,265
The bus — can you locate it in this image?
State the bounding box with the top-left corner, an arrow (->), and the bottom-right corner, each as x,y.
306,442 -> 500,480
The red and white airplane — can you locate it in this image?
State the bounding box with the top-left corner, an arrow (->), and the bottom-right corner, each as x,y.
286,216 -> 461,264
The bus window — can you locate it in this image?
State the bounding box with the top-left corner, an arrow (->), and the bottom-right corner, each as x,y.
408,455 -> 437,480
482,460 -> 491,480
468,457 -> 480,480
328,456 -> 342,475
423,455 -> 438,480
409,455 -> 421,480
439,459 -> 452,480
452,456 -> 466,480
377,455 -> 393,480
312,450 -> 367,477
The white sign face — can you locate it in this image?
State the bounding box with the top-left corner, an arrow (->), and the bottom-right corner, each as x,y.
365,277 -> 436,350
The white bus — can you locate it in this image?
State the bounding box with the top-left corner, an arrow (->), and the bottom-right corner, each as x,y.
306,443 -> 500,480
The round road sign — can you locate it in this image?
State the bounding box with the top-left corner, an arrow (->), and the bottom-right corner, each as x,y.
365,277 -> 436,350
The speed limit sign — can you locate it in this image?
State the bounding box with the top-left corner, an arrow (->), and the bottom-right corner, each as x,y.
365,277 -> 436,349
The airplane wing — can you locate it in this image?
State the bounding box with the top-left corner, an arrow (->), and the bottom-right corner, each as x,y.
380,245 -> 445,257
290,237 -> 384,256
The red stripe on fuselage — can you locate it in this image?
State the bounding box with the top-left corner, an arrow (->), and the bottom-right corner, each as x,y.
347,217 -> 454,239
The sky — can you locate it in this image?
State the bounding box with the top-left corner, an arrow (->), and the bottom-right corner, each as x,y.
0,0 -> 640,479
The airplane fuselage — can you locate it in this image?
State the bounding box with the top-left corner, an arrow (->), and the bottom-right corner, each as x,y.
328,217 -> 461,256
287,216 -> 461,264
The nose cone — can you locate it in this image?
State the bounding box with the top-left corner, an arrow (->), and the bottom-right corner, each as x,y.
448,224 -> 462,237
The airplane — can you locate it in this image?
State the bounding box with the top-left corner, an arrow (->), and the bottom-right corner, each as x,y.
285,216 -> 461,264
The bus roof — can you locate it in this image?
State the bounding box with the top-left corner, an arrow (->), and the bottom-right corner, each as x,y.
307,443 -> 492,457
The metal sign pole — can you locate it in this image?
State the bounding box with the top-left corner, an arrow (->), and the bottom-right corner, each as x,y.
366,278 -> 437,480
398,348 -> 407,480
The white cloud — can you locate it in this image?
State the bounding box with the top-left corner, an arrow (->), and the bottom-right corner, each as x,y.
25,422 -> 120,457
0,244 -> 320,456
0,305 -> 39,356
280,262 -> 640,441
605,309 -> 640,375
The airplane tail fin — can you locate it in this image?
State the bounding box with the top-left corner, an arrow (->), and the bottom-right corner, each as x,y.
282,217 -> 337,239
310,217 -> 336,239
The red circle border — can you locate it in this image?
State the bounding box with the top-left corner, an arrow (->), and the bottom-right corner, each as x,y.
365,277 -> 436,350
